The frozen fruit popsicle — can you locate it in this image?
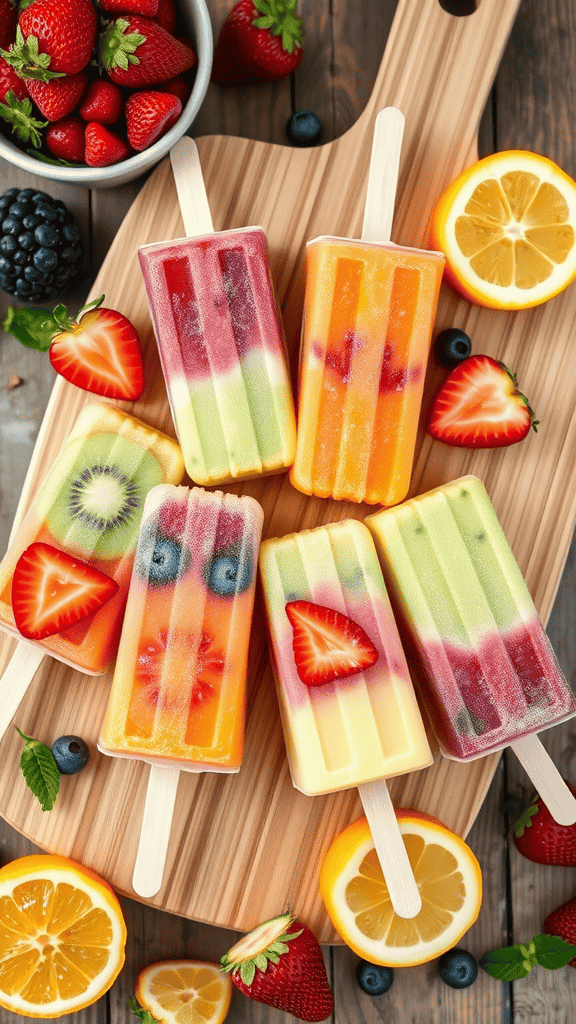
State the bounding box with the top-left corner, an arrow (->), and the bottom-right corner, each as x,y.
99,483 -> 263,896
138,138 -> 297,486
367,476 -> 576,824
0,403 -> 184,738
260,518 -> 433,917
290,108 -> 445,508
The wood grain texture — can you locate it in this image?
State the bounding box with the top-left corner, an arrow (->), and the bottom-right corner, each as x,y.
0,0 -> 551,943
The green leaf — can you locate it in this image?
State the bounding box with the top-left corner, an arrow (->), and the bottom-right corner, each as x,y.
128,997 -> 161,1024
533,934 -> 576,970
269,941 -> 289,954
0,91 -> 47,148
239,961 -> 256,987
514,804 -> 539,838
100,19 -> 146,72
249,0 -> 303,51
0,27 -> 65,82
254,953 -> 268,971
481,956 -> 532,982
2,306 -> 60,351
16,727 -> 60,812
26,149 -> 75,167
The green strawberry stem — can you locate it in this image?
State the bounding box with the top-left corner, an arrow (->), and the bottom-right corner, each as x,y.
100,18 -> 147,72
0,26 -> 65,82
0,91 -> 47,148
514,803 -> 539,838
498,361 -> 539,433
251,0 -> 303,54
3,296 -> 105,352
221,914 -> 303,988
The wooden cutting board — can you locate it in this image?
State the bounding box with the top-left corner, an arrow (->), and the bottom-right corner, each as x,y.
4,0 -> 576,943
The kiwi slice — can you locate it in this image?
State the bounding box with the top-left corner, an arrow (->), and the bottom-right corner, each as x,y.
40,433 -> 163,560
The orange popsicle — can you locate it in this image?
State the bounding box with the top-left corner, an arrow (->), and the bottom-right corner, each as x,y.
291,237 -> 445,507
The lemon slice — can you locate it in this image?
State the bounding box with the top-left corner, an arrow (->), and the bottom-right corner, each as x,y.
136,960 -> 232,1024
431,151 -> 576,309
0,854 -> 126,1018
319,813 -> 482,967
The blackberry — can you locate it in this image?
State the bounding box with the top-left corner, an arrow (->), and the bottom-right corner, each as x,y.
0,188 -> 84,303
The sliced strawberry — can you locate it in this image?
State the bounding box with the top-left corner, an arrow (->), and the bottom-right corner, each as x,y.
285,600 -> 378,686
26,72 -> 88,121
84,121 -> 131,167
49,296 -> 145,400
125,89 -> 181,151
427,354 -> 538,448
12,542 -> 118,641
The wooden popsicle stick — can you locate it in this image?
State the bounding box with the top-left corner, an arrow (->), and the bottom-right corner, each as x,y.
355,107 -> 422,920
361,106 -> 405,244
170,137 -> 214,237
0,644 -> 45,742
132,765 -> 181,898
359,779 -> 422,919
511,734 -> 576,826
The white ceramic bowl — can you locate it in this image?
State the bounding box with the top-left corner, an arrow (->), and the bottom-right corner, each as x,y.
0,0 -> 213,188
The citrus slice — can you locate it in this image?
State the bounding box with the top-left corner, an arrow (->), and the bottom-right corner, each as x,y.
136,960 -> 232,1024
319,813 -> 482,967
431,151 -> 576,309
0,854 -> 126,1018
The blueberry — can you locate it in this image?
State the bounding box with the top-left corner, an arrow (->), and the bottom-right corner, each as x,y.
206,548 -> 254,597
286,110 -> 324,147
51,735 -> 90,775
34,223 -> 59,247
435,328 -> 472,366
33,247 -> 58,272
136,528 -> 189,587
438,949 -> 478,989
356,960 -> 394,995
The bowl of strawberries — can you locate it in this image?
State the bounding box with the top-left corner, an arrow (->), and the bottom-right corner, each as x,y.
0,0 -> 213,187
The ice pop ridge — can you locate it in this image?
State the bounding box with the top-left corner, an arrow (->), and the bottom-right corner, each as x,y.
99,485 -> 263,771
259,520 -> 432,796
367,477 -> 576,760
291,237 -> 445,507
0,404 -> 184,674
139,228 -> 297,486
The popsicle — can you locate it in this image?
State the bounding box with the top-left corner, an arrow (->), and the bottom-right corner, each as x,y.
259,518 -> 433,917
367,476 -> 576,824
290,108 -> 445,507
138,138 -> 297,486
0,403 -> 184,737
99,483 -> 263,896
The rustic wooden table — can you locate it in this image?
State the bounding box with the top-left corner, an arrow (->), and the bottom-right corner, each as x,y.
0,0 -> 575,1021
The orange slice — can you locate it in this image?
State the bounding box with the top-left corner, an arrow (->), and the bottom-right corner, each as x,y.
136,960 -> 232,1024
0,854 -> 126,1018
319,813 -> 482,967
431,151 -> 576,309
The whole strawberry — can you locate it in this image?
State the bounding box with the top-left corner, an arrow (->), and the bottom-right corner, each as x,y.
514,785 -> 576,866
100,16 -> 196,88
26,72 -> 88,121
99,0 -> 159,14
85,122 -> 131,167
3,0 -> 98,79
46,116 -> 85,162
125,89 -> 181,151
0,55 -> 28,104
544,898 -> 576,966
79,80 -> 123,125
153,0 -> 177,33
0,0 -> 17,51
221,914 -> 333,1023
212,0 -> 303,86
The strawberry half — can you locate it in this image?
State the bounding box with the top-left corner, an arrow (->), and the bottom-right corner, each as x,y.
427,354 -> 538,448
12,542 -> 119,641
285,600 -> 379,686
221,914 -> 333,1023
513,787 -> 576,866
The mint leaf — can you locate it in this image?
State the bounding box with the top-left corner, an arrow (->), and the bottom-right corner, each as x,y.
481,943 -> 533,981
514,804 -> 539,838
3,306 -> 59,351
533,934 -> 576,970
16,727 -> 60,812
128,997 -> 160,1024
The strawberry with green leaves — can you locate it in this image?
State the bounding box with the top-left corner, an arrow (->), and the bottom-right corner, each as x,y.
513,785 -> 576,865
221,914 -> 333,1023
100,16 -> 196,88
544,898 -> 576,965
2,0 -> 98,80
212,0 -> 303,86
26,72 -> 88,121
